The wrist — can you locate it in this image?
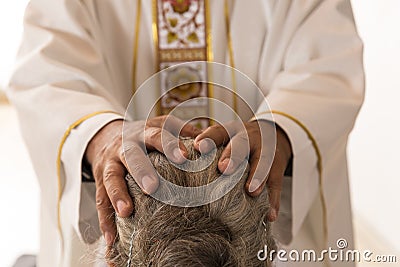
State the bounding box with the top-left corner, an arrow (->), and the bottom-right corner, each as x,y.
85,119 -> 123,165
276,125 -> 292,162
251,119 -> 292,161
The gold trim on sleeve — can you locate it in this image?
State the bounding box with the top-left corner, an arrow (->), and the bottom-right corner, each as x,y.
254,110 -> 328,250
205,0 -> 214,125
151,0 -> 162,116
56,110 -> 122,259
131,0 -> 142,95
224,0 -> 238,113
205,0 -> 213,63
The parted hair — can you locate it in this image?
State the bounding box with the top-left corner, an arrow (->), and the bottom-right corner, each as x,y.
106,138 -> 276,267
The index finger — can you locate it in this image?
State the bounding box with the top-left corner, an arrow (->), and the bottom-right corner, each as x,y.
122,143 -> 160,195
147,115 -> 202,137
193,123 -> 234,153
245,136 -> 275,196
102,160 -> 134,218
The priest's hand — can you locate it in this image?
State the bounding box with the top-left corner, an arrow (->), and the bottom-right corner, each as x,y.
193,120 -> 292,222
85,115 -> 201,246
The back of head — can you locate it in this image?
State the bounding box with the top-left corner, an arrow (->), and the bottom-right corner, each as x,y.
107,138 -> 276,266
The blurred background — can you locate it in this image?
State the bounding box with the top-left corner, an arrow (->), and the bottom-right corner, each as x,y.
0,1 -> 399,266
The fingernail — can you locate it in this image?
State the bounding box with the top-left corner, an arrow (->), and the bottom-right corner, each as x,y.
173,148 -> 185,163
249,179 -> 262,193
199,139 -> 212,153
105,232 -> 113,246
142,175 -> 155,194
116,200 -> 126,215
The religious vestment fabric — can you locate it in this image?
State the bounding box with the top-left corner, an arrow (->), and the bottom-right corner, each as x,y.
7,0 -> 364,266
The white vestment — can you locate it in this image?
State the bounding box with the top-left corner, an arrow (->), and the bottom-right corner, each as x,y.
7,0 -> 364,266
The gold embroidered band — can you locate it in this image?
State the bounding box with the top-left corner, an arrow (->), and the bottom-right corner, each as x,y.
154,0 -> 211,128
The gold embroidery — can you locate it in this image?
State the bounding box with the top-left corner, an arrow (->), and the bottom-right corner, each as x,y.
131,0 -> 142,95
151,0 -> 161,116
204,0 -> 214,125
159,48 -> 206,62
158,1 -> 205,49
56,110 -> 121,259
224,0 -> 238,114
204,0 -> 213,63
154,0 -> 211,128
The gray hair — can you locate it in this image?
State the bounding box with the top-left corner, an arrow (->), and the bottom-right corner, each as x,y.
106,139 -> 276,266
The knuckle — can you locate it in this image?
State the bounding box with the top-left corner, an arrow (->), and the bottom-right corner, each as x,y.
202,124 -> 222,136
147,127 -> 162,142
154,115 -> 169,126
210,124 -> 224,132
111,134 -> 123,146
103,169 -> 117,183
109,187 -> 121,198
160,114 -> 169,121
146,116 -> 163,126
99,221 -> 112,233
93,165 -> 103,181
103,162 -> 124,182
96,195 -> 108,209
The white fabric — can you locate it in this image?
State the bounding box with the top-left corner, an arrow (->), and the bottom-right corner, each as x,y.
7,0 -> 364,266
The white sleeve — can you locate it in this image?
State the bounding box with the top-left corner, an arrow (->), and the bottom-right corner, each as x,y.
7,0 -> 125,244
256,0 -> 364,244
